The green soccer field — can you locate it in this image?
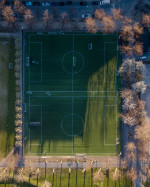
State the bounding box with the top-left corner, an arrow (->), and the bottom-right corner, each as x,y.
23,32 -> 121,155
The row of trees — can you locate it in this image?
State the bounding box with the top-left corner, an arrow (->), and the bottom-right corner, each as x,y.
0,0 -> 77,30
14,36 -> 22,148
119,56 -> 150,182
85,8 -> 150,57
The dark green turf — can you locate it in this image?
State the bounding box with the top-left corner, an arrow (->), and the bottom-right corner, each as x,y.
0,38 -> 15,158
24,32 -> 121,155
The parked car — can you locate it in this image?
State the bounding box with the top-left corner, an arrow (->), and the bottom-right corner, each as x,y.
33,2 -> 41,6
24,14 -> 32,18
82,14 -> 90,18
42,2 -> 50,6
100,1 -> 104,5
80,1 -> 87,5
66,1 -> 72,5
59,2 -> 65,6
26,2 -> 32,6
4,1 -> 11,5
92,1 -> 98,5
92,13 -> 95,18
140,56 -> 146,60
51,2 -> 57,6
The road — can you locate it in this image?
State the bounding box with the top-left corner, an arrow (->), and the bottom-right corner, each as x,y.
12,0 -> 139,20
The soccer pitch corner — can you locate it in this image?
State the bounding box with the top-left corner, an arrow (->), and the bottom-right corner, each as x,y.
23,32 -> 122,156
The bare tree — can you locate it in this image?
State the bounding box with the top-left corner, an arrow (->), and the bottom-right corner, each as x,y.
111,168 -> 122,184
121,112 -> 136,126
119,58 -> 136,78
123,17 -> 133,25
121,24 -> 134,43
95,9 -> 106,22
135,60 -> 145,82
43,9 -> 54,30
121,89 -> 136,110
85,17 -> 98,33
26,160 -> 34,182
93,169 -> 104,186
24,9 -> 34,29
126,167 -> 137,182
14,168 -> 27,183
120,45 -> 133,56
14,0 -> 25,15
0,168 -> 9,182
142,14 -> 150,27
61,12 -> 68,30
132,81 -> 147,94
2,6 -> 16,28
7,154 -> 20,177
126,142 -> 136,162
111,8 -> 123,21
102,15 -> 116,33
133,22 -> 143,38
135,116 -> 150,144
133,42 -> 143,56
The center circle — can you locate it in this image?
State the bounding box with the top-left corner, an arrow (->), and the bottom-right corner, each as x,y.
61,114 -> 84,136
62,51 -> 84,74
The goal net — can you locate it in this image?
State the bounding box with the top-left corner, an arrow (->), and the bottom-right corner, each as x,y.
30,122 -> 40,126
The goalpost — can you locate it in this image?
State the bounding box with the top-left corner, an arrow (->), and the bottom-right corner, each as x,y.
30,122 -> 41,126
73,56 -> 76,67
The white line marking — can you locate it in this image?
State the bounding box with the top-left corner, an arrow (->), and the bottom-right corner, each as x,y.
31,91 -> 116,93
29,95 -> 31,152
29,152 -> 116,155
72,35 -> 74,153
31,96 -> 117,98
41,104 -> 42,145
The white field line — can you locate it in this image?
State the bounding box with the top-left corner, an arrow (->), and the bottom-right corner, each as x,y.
29,95 -> 31,152
41,104 -> 43,146
104,105 -> 117,146
29,33 -> 117,36
30,91 -> 116,92
116,36 -> 119,149
72,35 -> 74,153
29,152 -> 116,155
31,96 -> 117,98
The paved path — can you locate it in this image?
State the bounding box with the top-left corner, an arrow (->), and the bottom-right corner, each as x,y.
0,147 -> 16,167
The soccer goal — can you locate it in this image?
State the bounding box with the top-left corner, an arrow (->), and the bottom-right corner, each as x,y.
30,122 -> 41,126
73,56 -> 76,66
88,43 -> 92,50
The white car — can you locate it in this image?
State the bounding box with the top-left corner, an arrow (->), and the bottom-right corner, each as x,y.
82,14 -> 90,18
26,2 -> 32,6
42,2 -> 50,6
140,56 -> 146,60
100,1 -> 104,5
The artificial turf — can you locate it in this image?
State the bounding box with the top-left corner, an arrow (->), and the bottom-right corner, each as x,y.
24,32 -> 121,155
0,38 -> 15,159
